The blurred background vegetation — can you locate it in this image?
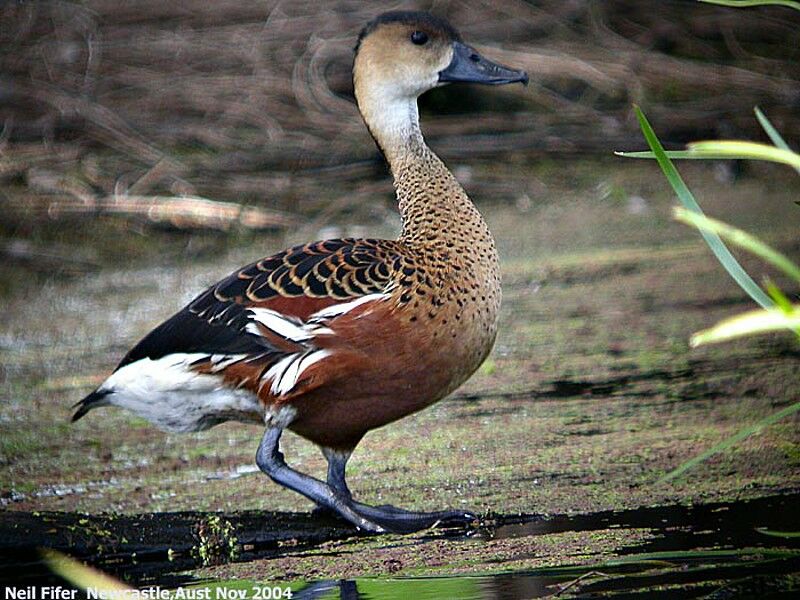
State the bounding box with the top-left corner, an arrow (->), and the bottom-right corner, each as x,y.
1,1 -> 799,271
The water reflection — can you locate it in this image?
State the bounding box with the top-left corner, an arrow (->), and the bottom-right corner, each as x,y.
289,494 -> 800,599
3,494 -> 797,597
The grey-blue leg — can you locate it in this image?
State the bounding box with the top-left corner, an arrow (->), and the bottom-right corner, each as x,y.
256,428 -> 384,532
322,447 -> 353,500
322,446 -> 478,533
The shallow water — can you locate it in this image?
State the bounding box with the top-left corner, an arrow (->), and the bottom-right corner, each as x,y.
221,493 -> 800,598
2,493 -> 798,597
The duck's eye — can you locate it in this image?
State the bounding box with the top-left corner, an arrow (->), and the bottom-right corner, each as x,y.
410,31 -> 428,45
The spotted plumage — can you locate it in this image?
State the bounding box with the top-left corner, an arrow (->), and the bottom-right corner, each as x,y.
73,10 -> 527,533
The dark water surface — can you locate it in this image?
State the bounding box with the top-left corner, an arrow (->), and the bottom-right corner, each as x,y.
2,493 -> 798,598
256,493 -> 800,599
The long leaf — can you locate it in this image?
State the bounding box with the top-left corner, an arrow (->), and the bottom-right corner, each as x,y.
698,0 -> 800,10
755,528 -> 800,538
754,107 -> 800,175
617,142 -> 800,171
765,281 -> 795,313
674,208 -> 800,284
754,108 -> 792,151
659,401 -> 800,482
687,141 -> 800,170
630,106 -> 773,308
690,306 -> 800,346
616,150 -> 706,159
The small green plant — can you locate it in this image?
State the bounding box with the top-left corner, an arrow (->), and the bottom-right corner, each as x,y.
618,104 -> 800,481
192,514 -> 240,566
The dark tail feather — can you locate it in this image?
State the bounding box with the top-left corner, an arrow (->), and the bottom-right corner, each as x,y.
71,390 -> 112,422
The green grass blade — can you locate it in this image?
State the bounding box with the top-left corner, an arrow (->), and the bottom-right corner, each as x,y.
764,282 -> 800,341
659,400 -> 800,482
756,528 -> 800,538
754,107 -> 800,175
674,208 -> 800,284
616,150 -> 702,159
618,142 -> 800,171
690,306 -> 800,346
631,106 -> 773,308
687,141 -> 800,170
754,108 -> 791,151
765,281 -> 795,312
699,0 -> 800,10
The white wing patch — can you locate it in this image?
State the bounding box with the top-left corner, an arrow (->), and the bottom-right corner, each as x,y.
261,349 -> 332,396
208,353 -> 247,372
245,293 -> 389,397
246,308 -> 314,341
308,293 -> 390,322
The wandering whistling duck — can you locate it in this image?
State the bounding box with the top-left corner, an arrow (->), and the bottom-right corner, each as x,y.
72,11 -> 528,533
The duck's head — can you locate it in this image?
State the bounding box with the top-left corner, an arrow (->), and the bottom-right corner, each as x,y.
353,11 -> 527,145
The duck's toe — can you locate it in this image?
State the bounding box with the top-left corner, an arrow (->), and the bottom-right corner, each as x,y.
349,502 -> 478,533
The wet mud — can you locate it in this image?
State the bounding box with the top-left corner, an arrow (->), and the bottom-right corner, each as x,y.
2,493 -> 798,596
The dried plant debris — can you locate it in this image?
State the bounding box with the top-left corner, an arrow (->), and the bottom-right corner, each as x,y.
1,0 -> 798,226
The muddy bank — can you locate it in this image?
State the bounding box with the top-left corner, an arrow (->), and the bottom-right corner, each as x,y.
2,493 -> 798,595
0,509 -> 358,586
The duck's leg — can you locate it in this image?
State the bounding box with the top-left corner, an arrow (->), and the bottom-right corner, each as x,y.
322,446 -> 478,533
255,427 -> 384,532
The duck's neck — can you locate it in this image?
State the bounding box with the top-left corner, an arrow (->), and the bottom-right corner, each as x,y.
391,139 -> 486,250
357,92 -> 494,252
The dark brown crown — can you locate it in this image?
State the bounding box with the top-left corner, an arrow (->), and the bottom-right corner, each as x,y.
355,11 -> 461,53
